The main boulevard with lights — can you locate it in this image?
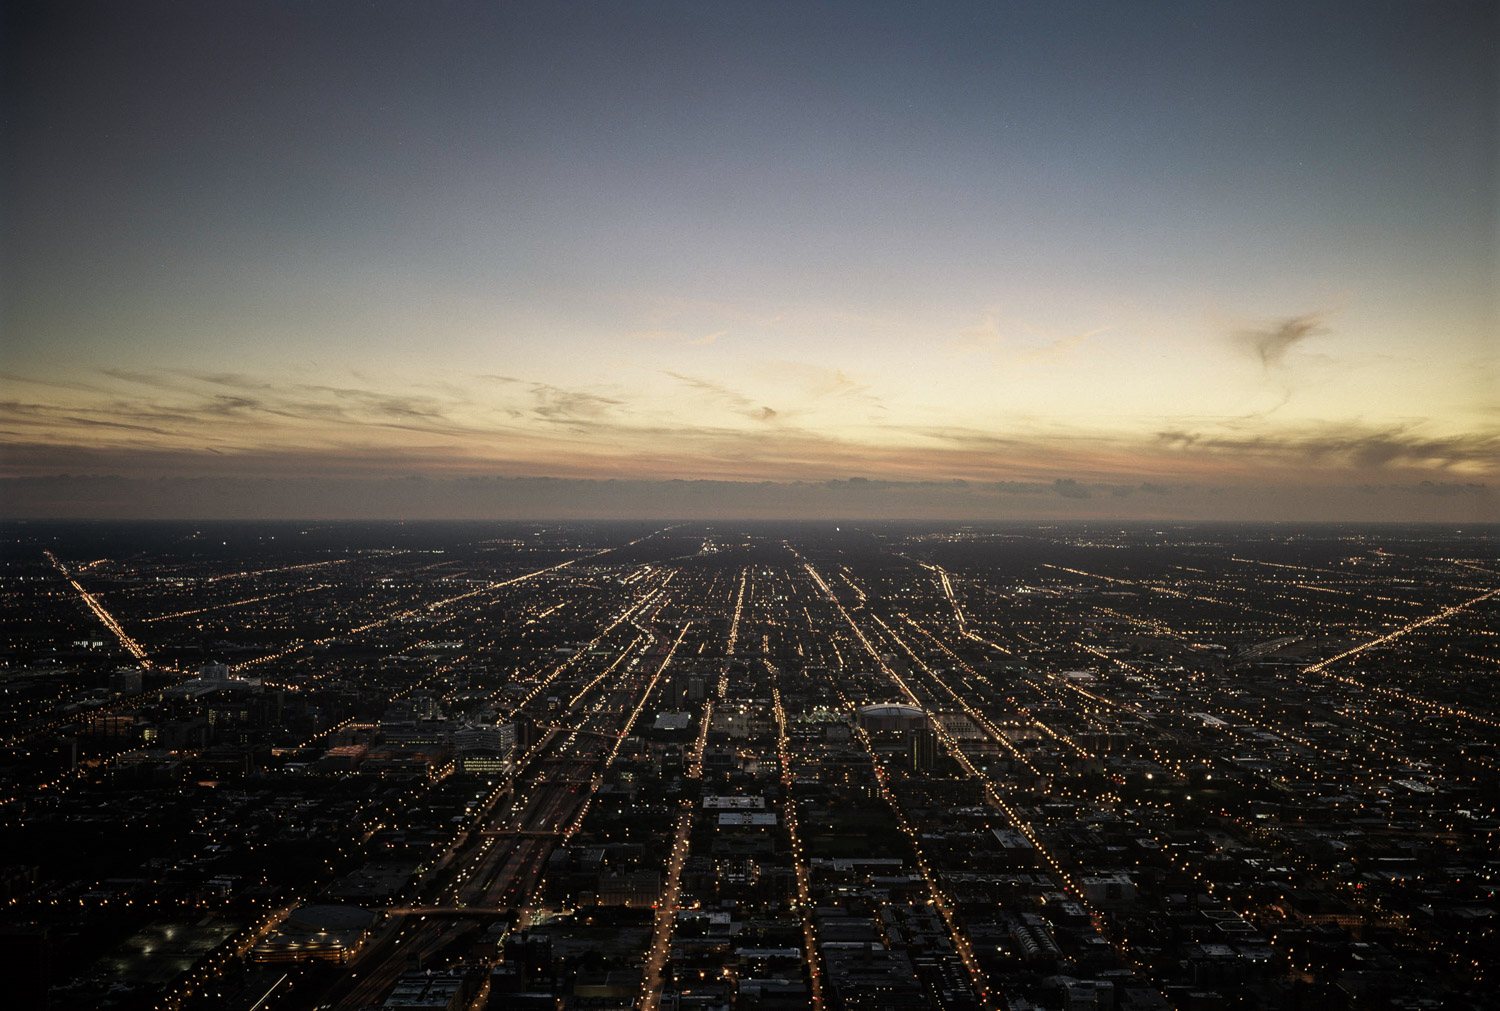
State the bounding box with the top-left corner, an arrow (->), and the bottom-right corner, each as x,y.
2,521 -> 1496,1010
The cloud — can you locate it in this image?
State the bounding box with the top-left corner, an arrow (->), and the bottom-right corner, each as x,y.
1412,480 -> 1488,497
949,314 -> 1110,367
1157,430 -> 1198,448
0,372 -> 132,398
301,384 -> 450,421
88,368 -> 468,432
757,362 -> 880,408
629,329 -> 727,345
185,372 -> 279,392
204,395 -> 262,413
1155,424 -> 1500,472
1017,326 -> 1111,365
950,314 -> 1004,355
0,399 -> 179,437
6,362 -> 1494,511
1104,481 -> 1171,498
1240,312 -> 1327,369
527,383 -> 622,424
0,371 -> 539,469
662,371 -> 778,422
663,371 -> 753,408
63,415 -> 175,435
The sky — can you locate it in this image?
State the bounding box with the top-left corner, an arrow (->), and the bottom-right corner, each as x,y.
2,1 -> 1497,521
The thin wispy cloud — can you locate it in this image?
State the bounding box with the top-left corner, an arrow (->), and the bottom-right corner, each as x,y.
949,313 -> 1004,356
1240,312 -> 1327,369
662,371 -> 779,423
948,315 -> 1111,367
1156,423 -> 1500,472
629,328 -> 728,346
630,328 -> 729,348
528,384 -> 623,425
1017,326 -> 1111,365
756,362 -> 879,411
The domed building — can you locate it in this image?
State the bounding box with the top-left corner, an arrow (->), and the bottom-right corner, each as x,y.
855,703 -> 928,733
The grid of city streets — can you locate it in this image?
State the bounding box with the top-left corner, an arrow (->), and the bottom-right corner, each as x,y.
2,521 -> 1496,1011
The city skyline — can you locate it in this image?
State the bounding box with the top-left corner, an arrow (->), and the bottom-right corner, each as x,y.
3,519 -> 1496,1008
3,2 -> 1497,521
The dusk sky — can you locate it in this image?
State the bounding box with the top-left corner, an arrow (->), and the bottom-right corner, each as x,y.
3,1 -> 1496,521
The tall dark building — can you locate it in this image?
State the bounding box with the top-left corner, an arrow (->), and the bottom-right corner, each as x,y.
909,727 -> 939,771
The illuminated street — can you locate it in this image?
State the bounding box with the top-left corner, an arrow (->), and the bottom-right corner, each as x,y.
1,521 -> 1496,1009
